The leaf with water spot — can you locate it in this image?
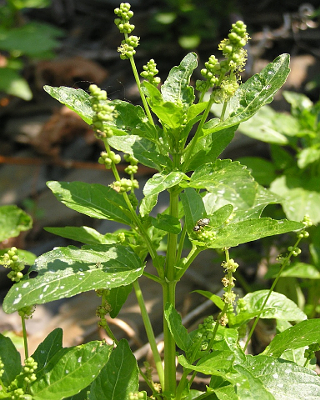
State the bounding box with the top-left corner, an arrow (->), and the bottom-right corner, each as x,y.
242,355 -> 320,400
3,244 -> 144,313
181,159 -> 258,209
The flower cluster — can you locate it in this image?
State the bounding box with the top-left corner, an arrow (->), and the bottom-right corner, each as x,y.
219,256 -> 239,326
98,150 -> 121,169
1,247 -> 24,282
114,3 -> 139,59
89,84 -> 115,139
114,3 -> 134,34
124,154 -> 138,176
129,391 -> 147,400
140,59 -> 161,86
198,315 -> 215,351
111,178 -> 139,193
197,20 -> 249,102
7,357 -> 38,399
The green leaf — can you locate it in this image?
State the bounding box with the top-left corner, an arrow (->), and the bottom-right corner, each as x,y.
0,333 -> 22,386
233,364 -> 275,400
44,226 -> 113,245
139,193 -> 158,218
44,86 -> 156,140
238,106 -> 298,144
265,262 -> 320,280
44,86 -> 94,124
0,22 -> 64,58
243,290 -> 307,321
178,351 -> 234,376
47,181 -> 132,225
32,328 -> 63,370
105,100 -> 156,139
183,125 -> 237,172
283,90 -> 313,112
151,214 -> 181,234
89,339 -> 139,400
0,205 -> 32,242
297,148 -> 320,169
3,244 -> 144,313
243,355 -> 320,400
193,290 -> 224,310
263,319 -> 320,357
0,68 -> 32,100
106,285 -> 133,318
224,54 -> 290,129
161,52 -> 197,108
238,157 -> 277,186
30,341 -> 113,400
182,160 -> 257,209
276,186 -> 320,224
143,171 -> 188,196
205,55 -> 290,137
270,146 -> 295,171
164,304 -> 192,352
180,188 -> 206,232
203,184 -> 280,223
206,218 -> 303,248
108,134 -> 170,170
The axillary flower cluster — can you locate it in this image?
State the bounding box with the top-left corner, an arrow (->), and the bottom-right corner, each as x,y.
89,84 -> 139,194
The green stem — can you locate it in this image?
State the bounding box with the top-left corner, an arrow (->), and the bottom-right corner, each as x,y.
176,369 -> 192,400
21,316 -> 28,360
133,280 -> 165,389
244,236 -> 303,351
103,139 -> 164,278
128,55 -> 154,125
175,245 -> 202,281
163,188 -> 180,395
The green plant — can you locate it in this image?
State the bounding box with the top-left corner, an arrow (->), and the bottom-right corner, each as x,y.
0,0 -> 64,100
236,92 -> 320,318
148,0 -> 236,50
1,3 -> 320,399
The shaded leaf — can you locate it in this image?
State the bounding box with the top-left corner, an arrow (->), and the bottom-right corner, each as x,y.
183,125 -> 237,172
180,188 -> 206,232
89,339 -> 138,400
32,328 -> 63,371
107,285 -> 133,318
152,214 -> 181,234
164,304 -> 192,352
30,341 -> 113,400
0,333 -> 22,386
